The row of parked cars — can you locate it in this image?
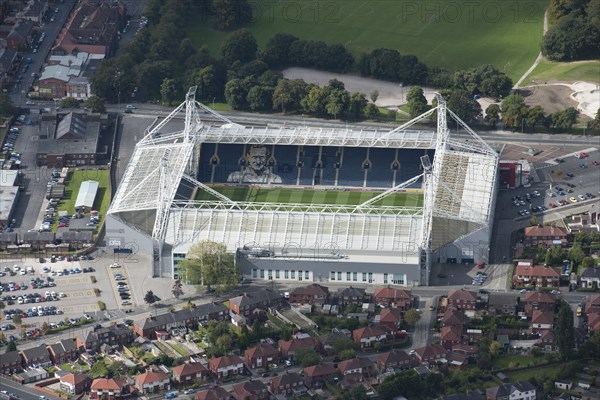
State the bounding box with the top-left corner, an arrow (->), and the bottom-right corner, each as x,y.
3,305 -> 63,320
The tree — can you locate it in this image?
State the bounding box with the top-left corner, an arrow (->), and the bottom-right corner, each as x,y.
569,243 -> 586,264
272,79 -> 309,113
0,93 -> 16,116
224,78 -> 250,110
333,338 -> 356,354
501,94 -> 528,130
215,333 -> 232,354
61,97 -> 80,109
403,309 -> 421,325
588,108 -> 600,130
172,279 -> 184,299
12,315 -> 22,326
261,33 -> 298,67
84,96 -> 106,113
525,105 -> 546,129
160,78 -> 178,106
485,104 -> 501,128
339,349 -> 356,360
581,257 -> 595,269
91,359 -> 109,378
221,29 -> 257,66
246,85 -> 273,111
325,89 -> 350,119
365,103 -> 379,119
370,90 -> 379,103
447,89 -> 481,123
144,290 -> 157,306
336,384 -> 369,400
489,340 -> 501,357
213,0 -> 252,30
556,300 -> 574,359
406,86 -> 428,118
7,340 -> 17,352
348,92 -> 368,117
296,348 -> 320,368
551,107 -> 579,130
178,240 -> 238,290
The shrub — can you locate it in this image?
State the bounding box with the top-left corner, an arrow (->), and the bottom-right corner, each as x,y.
90,276 -> 97,283
93,288 -> 101,296
97,301 -> 106,311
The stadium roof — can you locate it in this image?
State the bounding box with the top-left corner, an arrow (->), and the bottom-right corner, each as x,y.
75,180 -> 98,209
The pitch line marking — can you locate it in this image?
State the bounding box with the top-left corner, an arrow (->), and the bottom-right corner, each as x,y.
337,1 -> 367,25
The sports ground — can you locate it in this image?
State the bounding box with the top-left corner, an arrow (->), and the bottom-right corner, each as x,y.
188,0 -> 548,81
195,186 -> 424,207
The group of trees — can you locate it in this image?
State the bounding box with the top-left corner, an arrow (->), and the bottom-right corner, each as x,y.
485,93 -> 579,131
378,369 -> 444,399
543,0 -> 600,61
178,241 -> 239,291
359,48 -> 428,85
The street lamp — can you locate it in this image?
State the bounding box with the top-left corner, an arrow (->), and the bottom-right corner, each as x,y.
212,97 -> 216,109
399,83 -> 404,103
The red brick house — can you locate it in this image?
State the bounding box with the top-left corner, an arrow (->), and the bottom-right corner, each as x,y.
376,308 -> 402,331
537,329 -> 557,351
77,324 -> 134,352
414,344 -> 447,367
377,349 -> 413,371
337,358 -> 370,383
278,337 -> 321,359
587,313 -> 600,335
171,362 -> 208,385
244,343 -> 279,369
269,372 -> 306,396
20,344 -> 52,368
531,310 -> 554,334
231,380 -> 270,400
289,284 -> 329,306
48,339 -> 78,365
523,225 -> 568,247
195,387 -> 232,400
440,325 -> 463,350
584,293 -> 600,315
134,370 -> 170,394
373,287 -> 412,310
303,364 -> 339,387
6,20 -> 34,49
89,378 -> 130,400
229,290 -> 283,317
352,325 -> 390,348
209,355 -> 244,380
442,309 -> 465,327
0,350 -> 23,375
513,264 -> 560,288
522,292 -> 556,317
59,373 -> 89,395
447,290 -> 477,310
337,286 -> 368,307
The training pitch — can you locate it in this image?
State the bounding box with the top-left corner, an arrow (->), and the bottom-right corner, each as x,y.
196,186 -> 424,208
188,0 -> 547,81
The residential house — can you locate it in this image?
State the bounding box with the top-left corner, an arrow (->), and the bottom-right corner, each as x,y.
451,344 -> 478,357
289,284 -> 329,306
269,372 -> 306,396
447,290 -> 478,310
523,225 -> 567,247
48,339 -> 78,364
209,355 -> 244,380
231,380 -> 270,400
134,370 -> 170,394
442,309 -> 465,327
337,358 -> 365,383
440,325 -> 463,350
446,351 -> 469,370
531,310 -> 554,333
195,387 -> 232,400
0,350 -> 23,374
440,391 -> 485,400
584,293 -> 600,315
133,303 -> 227,339
6,20 -> 34,49
522,292 -> 556,317
59,373 -> 89,395
229,290 -> 284,317
377,349 -> 413,371
303,364 -> 339,388
513,264 -> 560,288
465,329 -> 483,344
337,286 -> 368,307
20,345 -> 52,368
554,380 -> 573,390
352,325 -> 390,348
278,337 -> 322,360
89,378 -> 129,400
487,293 -> 517,316
414,344 -> 447,367
485,381 -> 536,400
581,268 -> 600,290
587,313 -> 600,335
244,343 -> 279,369
537,330 -> 557,351
375,308 -> 402,331
77,324 -> 135,352
171,362 -> 208,385
373,287 -> 412,310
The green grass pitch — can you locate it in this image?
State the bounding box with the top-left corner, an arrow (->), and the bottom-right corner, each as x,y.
195,186 -> 423,207
188,0 -> 548,81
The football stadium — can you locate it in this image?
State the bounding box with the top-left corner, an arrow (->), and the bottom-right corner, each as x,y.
105,87 -> 499,287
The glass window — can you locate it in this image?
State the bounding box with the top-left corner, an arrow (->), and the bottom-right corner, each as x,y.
285,270 -> 289,279
338,272 -> 342,280
305,271 -> 309,279
331,271 -> 335,280
268,269 -> 272,279
383,273 -> 388,284
353,272 -> 357,281
368,272 -> 373,282
346,272 -> 351,281
362,272 -> 367,282
291,270 -> 295,279
275,270 -> 280,279
260,269 -> 264,278
252,269 -> 257,278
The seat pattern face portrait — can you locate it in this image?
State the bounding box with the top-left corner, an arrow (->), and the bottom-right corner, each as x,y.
227,145 -> 282,184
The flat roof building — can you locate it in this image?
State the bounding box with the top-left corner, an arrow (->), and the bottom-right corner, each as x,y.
75,180 -> 98,211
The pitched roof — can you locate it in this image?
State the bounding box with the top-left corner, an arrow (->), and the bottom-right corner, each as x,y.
377,349 -> 411,366
232,380 -> 268,397
486,381 -> 536,397
209,355 -> 243,370
337,286 -> 366,298
538,329 -> 555,343
303,363 -> 338,377
60,373 -> 89,385
195,386 -> 230,400
414,343 -> 447,360
244,343 -> 278,359
373,287 -> 411,300
0,350 -> 22,365
379,308 -> 402,323
338,358 -> 361,373
447,290 -> 477,302
532,310 -> 554,325
90,378 -> 125,391
135,370 -> 169,386
20,345 -> 50,361
441,325 -> 462,342
581,268 -> 600,279
353,325 -> 388,339
270,371 -> 304,389
443,309 -> 465,326
523,291 -> 556,304
487,293 -> 517,308
524,225 -> 567,237
516,265 -> 560,278
290,284 -> 328,297
136,303 -> 227,330
278,337 -> 320,353
229,290 -> 282,309
49,338 -> 77,355
172,362 -> 207,377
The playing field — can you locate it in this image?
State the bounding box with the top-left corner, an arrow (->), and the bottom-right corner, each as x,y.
196,186 -> 423,207
188,0 -> 548,81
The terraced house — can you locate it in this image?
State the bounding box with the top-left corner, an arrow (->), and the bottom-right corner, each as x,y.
228,290 -> 284,317
77,324 -> 135,352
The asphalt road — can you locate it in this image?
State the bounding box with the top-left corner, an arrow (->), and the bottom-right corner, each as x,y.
1,376 -> 62,400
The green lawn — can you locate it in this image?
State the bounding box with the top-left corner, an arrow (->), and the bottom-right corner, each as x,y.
195,186 -> 423,207
523,58 -> 600,85
492,354 -> 539,369
187,0 -> 548,81
506,364 -> 562,381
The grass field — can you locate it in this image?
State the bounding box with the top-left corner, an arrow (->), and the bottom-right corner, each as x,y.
195,186 -> 423,207
524,58 -> 600,85
188,0 -> 548,81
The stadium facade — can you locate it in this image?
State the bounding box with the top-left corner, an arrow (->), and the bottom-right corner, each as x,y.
106,87 -> 499,287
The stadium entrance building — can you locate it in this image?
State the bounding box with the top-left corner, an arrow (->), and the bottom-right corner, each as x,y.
106,87 -> 499,286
